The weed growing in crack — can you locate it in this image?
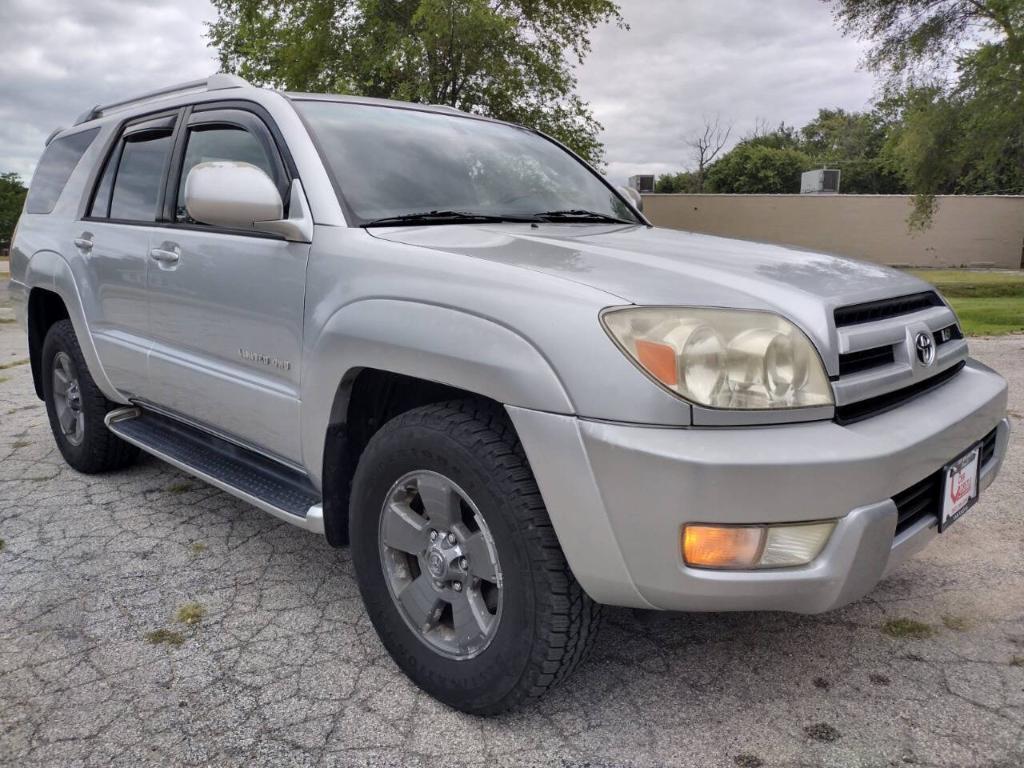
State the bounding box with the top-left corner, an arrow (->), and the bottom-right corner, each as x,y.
145,629 -> 185,646
882,618 -> 934,639
166,482 -> 194,494
805,722 -> 841,743
176,602 -> 207,626
734,754 -> 764,767
189,542 -> 207,556
942,615 -> 970,631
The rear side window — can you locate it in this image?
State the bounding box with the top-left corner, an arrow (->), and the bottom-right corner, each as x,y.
25,128 -> 100,214
109,133 -> 174,221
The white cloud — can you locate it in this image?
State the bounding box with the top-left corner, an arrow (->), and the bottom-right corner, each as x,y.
0,0 -> 218,181
577,0 -> 877,183
0,0 -> 876,186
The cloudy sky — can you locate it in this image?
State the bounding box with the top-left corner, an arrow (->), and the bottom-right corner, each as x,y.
0,0 -> 876,185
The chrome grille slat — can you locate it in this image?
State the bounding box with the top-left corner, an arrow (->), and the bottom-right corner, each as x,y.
831,291 -> 968,421
837,306 -> 958,354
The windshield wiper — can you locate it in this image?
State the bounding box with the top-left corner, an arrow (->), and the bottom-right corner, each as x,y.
362,210 -> 540,227
533,209 -> 634,225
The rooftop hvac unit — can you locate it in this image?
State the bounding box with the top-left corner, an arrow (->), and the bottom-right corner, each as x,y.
800,169 -> 841,195
628,174 -> 656,194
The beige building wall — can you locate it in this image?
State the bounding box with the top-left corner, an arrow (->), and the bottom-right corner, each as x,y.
641,194 -> 1024,269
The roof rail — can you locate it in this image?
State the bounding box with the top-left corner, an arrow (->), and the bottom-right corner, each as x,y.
73,73 -> 252,126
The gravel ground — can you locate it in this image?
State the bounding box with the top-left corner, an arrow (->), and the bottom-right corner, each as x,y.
0,314 -> 1021,768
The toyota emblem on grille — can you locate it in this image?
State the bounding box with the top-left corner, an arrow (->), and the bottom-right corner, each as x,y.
915,331 -> 936,366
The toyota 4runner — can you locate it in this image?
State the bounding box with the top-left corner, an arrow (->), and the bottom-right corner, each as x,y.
8,74 -> 1010,715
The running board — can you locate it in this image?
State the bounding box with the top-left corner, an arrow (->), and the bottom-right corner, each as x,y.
105,407 -> 324,535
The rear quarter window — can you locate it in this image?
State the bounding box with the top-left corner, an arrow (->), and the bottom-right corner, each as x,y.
25,128 -> 100,214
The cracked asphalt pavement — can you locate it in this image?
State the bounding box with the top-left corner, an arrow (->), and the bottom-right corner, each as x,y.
0,305 -> 1021,767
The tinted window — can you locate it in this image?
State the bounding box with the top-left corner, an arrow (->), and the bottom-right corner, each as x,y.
295,101 -> 638,225
176,126 -> 276,222
25,128 -> 99,214
89,145 -> 118,218
110,133 -> 173,221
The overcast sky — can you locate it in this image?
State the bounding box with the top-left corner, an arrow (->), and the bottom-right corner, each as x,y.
0,0 -> 876,185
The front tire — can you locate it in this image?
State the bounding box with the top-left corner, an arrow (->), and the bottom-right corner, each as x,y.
41,319 -> 139,474
349,400 -> 602,715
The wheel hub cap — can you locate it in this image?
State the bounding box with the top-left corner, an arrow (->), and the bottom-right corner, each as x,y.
52,351 -> 85,447
378,471 -> 503,660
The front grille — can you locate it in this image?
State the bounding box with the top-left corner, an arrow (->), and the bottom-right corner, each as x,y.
894,472 -> 941,536
892,426 -> 999,536
936,323 -> 963,346
834,291 -> 944,327
980,427 -> 998,466
838,345 -> 895,376
832,289 -> 965,422
835,361 -> 965,425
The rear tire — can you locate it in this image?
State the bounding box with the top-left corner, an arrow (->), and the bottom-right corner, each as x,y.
349,400 -> 602,715
41,319 -> 139,474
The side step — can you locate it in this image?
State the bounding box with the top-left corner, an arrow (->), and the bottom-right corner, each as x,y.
105,407 -> 324,535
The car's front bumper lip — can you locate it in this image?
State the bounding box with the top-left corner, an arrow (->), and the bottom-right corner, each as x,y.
508,358 -> 1010,612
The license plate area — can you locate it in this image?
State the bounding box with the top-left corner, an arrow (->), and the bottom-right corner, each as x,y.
939,443 -> 981,532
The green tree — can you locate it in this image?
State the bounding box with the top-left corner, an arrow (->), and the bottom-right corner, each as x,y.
207,0 -> 624,165
0,173 -> 27,254
705,144 -> 813,194
825,0 -> 1024,212
800,108 -> 906,193
654,171 -> 699,193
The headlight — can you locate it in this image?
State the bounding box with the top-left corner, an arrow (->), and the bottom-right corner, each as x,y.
601,307 -> 833,409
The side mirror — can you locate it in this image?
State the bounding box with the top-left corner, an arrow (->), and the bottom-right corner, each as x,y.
185,161 -> 284,230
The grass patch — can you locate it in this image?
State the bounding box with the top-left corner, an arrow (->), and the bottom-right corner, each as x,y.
882,618 -> 934,639
0,358 -> 29,370
175,602 -> 207,626
943,297 -> 1024,336
906,270 -> 1024,336
941,614 -> 970,631
0,538 -> 5,553
166,481 -> 194,494
0,318 -> 15,324
188,541 -> 207,556
144,628 -> 185,646
0,377 -> 8,385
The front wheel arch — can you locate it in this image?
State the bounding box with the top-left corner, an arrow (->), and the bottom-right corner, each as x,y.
320,368 -> 500,547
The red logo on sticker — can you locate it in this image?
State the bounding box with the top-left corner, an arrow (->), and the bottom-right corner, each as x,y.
950,472 -> 972,504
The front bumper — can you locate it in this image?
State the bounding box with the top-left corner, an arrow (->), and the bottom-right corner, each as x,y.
508,359 -> 1010,613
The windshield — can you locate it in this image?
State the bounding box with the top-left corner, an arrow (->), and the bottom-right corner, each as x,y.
295,100 -> 640,226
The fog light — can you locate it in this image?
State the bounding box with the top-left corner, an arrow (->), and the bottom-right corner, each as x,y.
760,522 -> 835,567
682,522 -> 835,569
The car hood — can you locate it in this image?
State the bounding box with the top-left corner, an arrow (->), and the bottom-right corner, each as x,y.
368,222 -> 933,351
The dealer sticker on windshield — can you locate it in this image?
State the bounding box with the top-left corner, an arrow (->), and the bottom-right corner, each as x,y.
940,445 -> 981,532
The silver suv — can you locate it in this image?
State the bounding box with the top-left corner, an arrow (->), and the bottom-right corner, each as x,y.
9,74 -> 1010,714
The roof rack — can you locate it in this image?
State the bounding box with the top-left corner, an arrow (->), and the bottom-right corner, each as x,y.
73,73 -> 252,126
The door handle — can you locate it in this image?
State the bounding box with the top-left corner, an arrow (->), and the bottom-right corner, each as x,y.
73,235 -> 93,252
150,247 -> 180,265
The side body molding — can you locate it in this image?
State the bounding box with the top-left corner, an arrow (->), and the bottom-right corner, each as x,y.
301,299 -> 575,487
23,249 -> 127,405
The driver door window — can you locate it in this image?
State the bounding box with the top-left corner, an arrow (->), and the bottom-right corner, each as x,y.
176,125 -> 279,223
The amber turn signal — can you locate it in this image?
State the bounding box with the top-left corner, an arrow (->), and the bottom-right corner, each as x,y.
682,525 -> 763,569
